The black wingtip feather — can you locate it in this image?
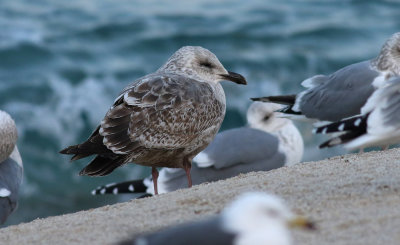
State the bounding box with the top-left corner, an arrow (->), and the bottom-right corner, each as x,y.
59,126 -> 112,160
319,137 -> 342,148
138,193 -> 153,199
251,95 -> 297,105
276,105 -> 302,115
59,145 -> 78,155
319,131 -> 365,148
79,155 -> 126,176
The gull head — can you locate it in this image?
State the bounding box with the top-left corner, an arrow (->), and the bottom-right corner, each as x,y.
222,192 -> 315,245
247,102 -> 292,132
375,32 -> 400,75
0,110 -> 18,163
158,46 -> 246,85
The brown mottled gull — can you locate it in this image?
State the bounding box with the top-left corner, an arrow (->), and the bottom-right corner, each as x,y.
60,46 -> 247,194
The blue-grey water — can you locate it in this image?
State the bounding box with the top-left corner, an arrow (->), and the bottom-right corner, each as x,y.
0,0 -> 399,227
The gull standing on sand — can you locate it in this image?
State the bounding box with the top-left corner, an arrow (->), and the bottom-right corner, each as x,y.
92,102 -> 303,196
0,111 -> 23,224
118,192 -> 315,245
315,76 -> 400,150
252,32 -> 400,122
60,46 -> 247,195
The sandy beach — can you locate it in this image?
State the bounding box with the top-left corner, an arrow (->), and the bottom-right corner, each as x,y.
1,148 -> 400,245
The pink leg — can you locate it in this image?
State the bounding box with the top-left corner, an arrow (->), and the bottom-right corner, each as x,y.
358,148 -> 364,153
382,145 -> 389,151
152,167 -> 159,195
183,161 -> 192,188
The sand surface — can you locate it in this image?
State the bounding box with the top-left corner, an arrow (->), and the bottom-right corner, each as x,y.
1,148 -> 400,245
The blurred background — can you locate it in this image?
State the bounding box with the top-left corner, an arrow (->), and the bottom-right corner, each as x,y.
0,0 -> 399,227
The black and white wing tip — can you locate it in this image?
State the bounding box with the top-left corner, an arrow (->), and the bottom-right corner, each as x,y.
91,179 -> 149,196
314,114 -> 368,135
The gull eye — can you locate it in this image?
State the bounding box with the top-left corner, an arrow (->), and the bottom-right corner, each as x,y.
200,61 -> 214,69
263,115 -> 270,121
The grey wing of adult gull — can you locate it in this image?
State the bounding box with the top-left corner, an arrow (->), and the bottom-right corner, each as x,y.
293,61 -> 378,121
194,127 -> 284,169
0,147 -> 23,225
119,217 -> 235,245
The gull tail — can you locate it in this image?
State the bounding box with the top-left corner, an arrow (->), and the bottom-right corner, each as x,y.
60,125 -> 112,161
313,114 -> 369,134
251,94 -> 297,106
79,154 -> 127,176
91,179 -> 150,196
319,131 -> 365,148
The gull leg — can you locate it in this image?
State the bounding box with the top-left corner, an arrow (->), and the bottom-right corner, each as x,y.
152,167 -> 159,195
183,160 -> 192,188
358,148 -> 364,154
382,145 -> 389,151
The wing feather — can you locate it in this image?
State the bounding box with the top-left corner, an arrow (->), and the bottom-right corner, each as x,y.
296,61 -> 378,121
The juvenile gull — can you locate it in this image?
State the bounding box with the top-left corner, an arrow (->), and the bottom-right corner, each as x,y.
60,46 -> 246,195
315,76 -> 400,150
0,111 -> 23,224
252,32 -> 400,122
91,102 -> 303,196
118,192 -> 315,245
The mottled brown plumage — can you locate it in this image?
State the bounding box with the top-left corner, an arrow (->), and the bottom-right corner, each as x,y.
60,46 -> 246,194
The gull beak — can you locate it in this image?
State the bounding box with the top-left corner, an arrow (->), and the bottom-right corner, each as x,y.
288,216 -> 316,230
220,71 -> 247,85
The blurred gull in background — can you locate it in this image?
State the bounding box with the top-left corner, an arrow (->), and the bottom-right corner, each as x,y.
118,192 -> 315,245
0,111 -> 23,225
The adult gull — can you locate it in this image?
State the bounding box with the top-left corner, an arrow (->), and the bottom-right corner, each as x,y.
315,76 -> 400,150
118,192 -> 315,245
252,32 -> 400,122
0,110 -> 23,225
60,46 -> 247,195
91,102 -> 303,196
